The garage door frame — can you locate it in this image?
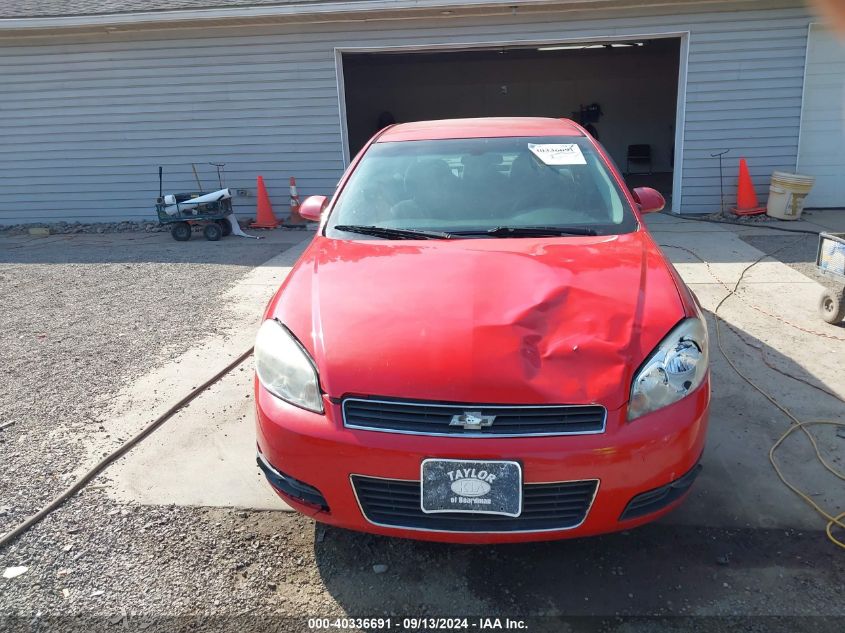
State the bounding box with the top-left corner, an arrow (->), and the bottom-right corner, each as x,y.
334,31 -> 691,213
796,22 -> 813,174
796,22 -> 844,209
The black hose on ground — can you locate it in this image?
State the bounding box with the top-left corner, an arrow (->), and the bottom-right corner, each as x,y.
0,347 -> 255,550
658,211 -> 823,236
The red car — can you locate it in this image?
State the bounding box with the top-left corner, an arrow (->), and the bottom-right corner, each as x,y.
254,117 -> 709,543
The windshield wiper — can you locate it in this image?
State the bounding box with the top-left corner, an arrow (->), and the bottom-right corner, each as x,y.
334,225 -> 453,240
471,226 -> 599,238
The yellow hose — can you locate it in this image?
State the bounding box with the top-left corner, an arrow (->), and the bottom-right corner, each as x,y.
662,241 -> 844,549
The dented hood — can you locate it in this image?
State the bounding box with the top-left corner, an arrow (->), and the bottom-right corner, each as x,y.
273,232 -> 685,411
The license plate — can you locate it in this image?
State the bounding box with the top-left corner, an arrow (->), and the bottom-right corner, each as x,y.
420,459 -> 522,517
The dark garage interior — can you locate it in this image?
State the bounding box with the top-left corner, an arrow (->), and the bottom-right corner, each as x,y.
342,38 -> 681,202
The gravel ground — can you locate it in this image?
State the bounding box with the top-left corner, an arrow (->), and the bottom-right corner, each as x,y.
1,229 -> 843,632
0,220 -> 170,236
1,494 -> 843,630
0,230 -> 308,535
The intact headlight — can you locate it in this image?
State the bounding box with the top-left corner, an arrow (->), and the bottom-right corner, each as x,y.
628,318 -> 709,421
254,319 -> 323,413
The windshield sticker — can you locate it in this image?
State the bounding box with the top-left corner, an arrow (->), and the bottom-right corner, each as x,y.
528,143 -> 587,166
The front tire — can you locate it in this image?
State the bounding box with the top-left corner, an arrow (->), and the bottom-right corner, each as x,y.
203,222 -> 223,241
217,218 -> 232,237
819,288 -> 845,324
171,222 -> 191,241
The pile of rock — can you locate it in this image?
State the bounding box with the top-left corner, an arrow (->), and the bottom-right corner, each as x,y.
0,218 -> 315,236
0,221 -> 167,236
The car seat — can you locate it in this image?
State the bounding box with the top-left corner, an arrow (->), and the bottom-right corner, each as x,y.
508,153 -> 575,213
392,159 -> 457,221
460,153 -> 508,219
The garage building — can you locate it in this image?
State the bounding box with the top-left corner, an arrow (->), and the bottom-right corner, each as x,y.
0,0 -> 841,224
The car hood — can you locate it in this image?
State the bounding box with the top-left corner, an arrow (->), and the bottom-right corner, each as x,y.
272,232 -> 685,411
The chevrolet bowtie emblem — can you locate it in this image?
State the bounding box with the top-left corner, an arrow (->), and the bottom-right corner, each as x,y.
449,411 -> 496,430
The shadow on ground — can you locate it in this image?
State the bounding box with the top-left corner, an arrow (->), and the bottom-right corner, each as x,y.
740,232 -> 842,292
313,522 -> 841,623
306,313 -> 843,622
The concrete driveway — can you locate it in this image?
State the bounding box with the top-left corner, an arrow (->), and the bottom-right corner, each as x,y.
102,239 -> 309,511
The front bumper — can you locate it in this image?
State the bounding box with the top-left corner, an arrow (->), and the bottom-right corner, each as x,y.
255,378 -> 709,543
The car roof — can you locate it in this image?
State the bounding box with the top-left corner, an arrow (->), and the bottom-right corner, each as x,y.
375,117 -> 585,142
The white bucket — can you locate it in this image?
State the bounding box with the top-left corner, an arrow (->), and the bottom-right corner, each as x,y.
766,171 -> 815,220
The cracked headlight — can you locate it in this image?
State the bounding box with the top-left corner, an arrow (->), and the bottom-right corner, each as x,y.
628,318 -> 709,421
254,319 -> 323,413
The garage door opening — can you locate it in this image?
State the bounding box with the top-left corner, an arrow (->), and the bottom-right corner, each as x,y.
341,38 -> 682,205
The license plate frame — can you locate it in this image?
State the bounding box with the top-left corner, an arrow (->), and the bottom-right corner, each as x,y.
420,459 -> 523,517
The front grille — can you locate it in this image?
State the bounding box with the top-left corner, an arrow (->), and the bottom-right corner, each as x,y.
342,398 -> 606,436
352,475 -> 598,532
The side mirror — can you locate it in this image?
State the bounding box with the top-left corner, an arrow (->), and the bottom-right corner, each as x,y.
631,187 -> 666,214
299,195 -> 328,222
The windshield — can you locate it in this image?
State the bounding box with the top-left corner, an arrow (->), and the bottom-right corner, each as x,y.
325,136 -> 638,238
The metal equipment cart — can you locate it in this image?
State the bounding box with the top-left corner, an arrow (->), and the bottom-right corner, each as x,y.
816,232 -> 845,324
155,166 -> 233,242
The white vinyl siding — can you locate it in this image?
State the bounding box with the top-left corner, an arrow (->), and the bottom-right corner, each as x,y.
0,1 -> 811,223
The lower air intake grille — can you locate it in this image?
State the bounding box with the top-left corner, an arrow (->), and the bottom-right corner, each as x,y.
619,464 -> 702,521
257,454 -> 329,512
351,476 -> 597,532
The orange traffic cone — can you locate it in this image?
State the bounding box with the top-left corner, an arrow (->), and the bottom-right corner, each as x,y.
732,158 -> 766,216
286,176 -> 305,225
250,176 -> 280,228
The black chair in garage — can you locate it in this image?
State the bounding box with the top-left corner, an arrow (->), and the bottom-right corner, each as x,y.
626,144 -> 653,175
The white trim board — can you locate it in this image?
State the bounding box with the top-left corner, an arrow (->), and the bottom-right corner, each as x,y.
796,21 -> 817,174
0,0 -> 762,32
795,21 -> 845,208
